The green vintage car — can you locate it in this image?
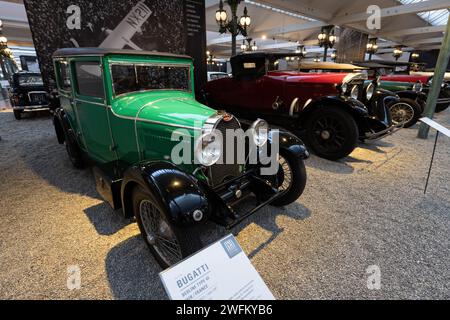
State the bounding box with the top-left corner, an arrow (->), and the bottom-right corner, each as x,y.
51,48 -> 309,268
369,79 -> 426,128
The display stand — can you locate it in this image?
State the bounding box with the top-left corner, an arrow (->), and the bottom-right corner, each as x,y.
420,117 -> 450,194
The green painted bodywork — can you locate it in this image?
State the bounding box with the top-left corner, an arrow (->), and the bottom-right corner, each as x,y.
54,53 -> 217,177
364,80 -> 415,92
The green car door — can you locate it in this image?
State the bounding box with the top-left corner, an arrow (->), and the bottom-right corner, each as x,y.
71,57 -> 116,164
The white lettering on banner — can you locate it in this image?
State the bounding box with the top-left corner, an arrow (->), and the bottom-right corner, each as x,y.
366,5 -> 381,30
66,5 -> 81,30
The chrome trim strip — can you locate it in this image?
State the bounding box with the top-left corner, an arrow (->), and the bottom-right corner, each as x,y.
74,98 -> 106,106
289,98 -> 299,116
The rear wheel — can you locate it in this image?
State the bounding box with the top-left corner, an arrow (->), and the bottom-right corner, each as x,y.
304,106 -> 358,160
435,88 -> 450,113
271,150 -> 307,207
133,186 -> 203,269
13,109 -> 22,120
389,98 -> 421,128
64,131 -> 84,169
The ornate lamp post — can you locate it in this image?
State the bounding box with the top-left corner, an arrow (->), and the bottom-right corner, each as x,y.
318,25 -> 336,62
393,47 -> 404,61
215,0 -> 251,56
295,45 -> 307,59
240,37 -> 257,52
366,38 -> 378,60
331,51 -> 337,62
411,52 -> 420,61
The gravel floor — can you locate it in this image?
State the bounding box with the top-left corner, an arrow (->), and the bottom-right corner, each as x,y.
0,107 -> 449,300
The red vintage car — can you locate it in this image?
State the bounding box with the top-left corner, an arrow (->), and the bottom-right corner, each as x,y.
204,52 -> 398,160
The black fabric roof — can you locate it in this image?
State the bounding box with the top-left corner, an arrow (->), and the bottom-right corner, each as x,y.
53,47 -> 192,60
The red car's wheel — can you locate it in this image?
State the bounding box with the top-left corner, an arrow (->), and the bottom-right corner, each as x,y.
304,106 -> 358,160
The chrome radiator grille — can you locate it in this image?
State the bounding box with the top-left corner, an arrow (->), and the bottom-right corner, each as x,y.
209,116 -> 242,187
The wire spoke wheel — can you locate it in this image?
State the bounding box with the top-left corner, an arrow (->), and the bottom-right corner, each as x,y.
390,102 -> 415,125
139,200 -> 182,266
278,155 -> 293,192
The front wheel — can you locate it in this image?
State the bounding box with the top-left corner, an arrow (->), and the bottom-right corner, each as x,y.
133,186 -> 203,269
389,98 -> 421,128
304,106 -> 358,160
271,150 -> 307,207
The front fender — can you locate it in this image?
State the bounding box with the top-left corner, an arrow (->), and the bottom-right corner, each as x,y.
269,130 -> 309,160
53,107 -> 71,144
121,161 -> 209,225
396,90 -> 424,101
303,96 -> 369,118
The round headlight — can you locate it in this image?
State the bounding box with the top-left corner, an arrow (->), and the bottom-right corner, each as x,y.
350,85 -> 359,100
195,132 -> 222,166
413,81 -> 423,92
250,119 -> 269,147
366,83 -> 375,101
341,83 -> 348,95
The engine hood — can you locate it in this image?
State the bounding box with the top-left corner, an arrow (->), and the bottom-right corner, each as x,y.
111,91 -> 216,129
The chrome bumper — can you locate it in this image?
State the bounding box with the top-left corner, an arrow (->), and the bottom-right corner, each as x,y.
364,122 -> 404,141
13,104 -> 50,111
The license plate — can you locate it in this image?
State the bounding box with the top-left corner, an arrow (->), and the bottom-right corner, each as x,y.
30,94 -> 46,103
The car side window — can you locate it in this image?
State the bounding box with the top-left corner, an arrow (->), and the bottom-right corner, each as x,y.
56,61 -> 72,92
74,61 -> 105,98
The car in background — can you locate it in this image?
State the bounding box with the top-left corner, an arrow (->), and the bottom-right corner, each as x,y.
204,52 -> 399,160
51,48 -> 309,268
8,71 -> 50,120
207,71 -> 229,82
363,60 -> 450,113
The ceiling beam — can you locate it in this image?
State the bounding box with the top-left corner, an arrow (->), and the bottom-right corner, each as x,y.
1,19 -> 29,29
406,37 -> 444,46
380,25 -> 446,38
208,35 -> 246,45
205,0 -> 218,9
251,20 -> 328,39
332,0 -> 450,25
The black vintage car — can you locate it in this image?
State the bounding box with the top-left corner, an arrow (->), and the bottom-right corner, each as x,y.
9,71 -> 50,120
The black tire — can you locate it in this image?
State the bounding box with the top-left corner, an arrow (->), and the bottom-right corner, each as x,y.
64,131 -> 84,169
13,110 -> 22,120
436,89 -> 450,113
271,150 -> 307,207
304,105 -> 358,160
132,185 -> 203,269
389,98 -> 422,128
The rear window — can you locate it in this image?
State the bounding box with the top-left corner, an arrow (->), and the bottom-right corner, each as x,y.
56,61 -> 71,91
111,63 -> 190,96
74,62 -> 105,98
18,75 -> 43,86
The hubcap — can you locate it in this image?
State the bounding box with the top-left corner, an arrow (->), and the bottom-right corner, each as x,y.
321,130 -> 331,140
139,200 -> 182,266
390,102 -> 414,125
312,116 -> 346,152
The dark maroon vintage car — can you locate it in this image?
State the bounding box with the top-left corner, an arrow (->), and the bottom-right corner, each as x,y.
204,52 -> 399,160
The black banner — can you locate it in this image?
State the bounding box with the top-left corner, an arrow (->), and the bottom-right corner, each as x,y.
23,0 -> 206,92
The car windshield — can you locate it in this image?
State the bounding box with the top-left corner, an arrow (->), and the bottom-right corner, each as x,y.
111,63 -> 190,96
18,75 -> 43,86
